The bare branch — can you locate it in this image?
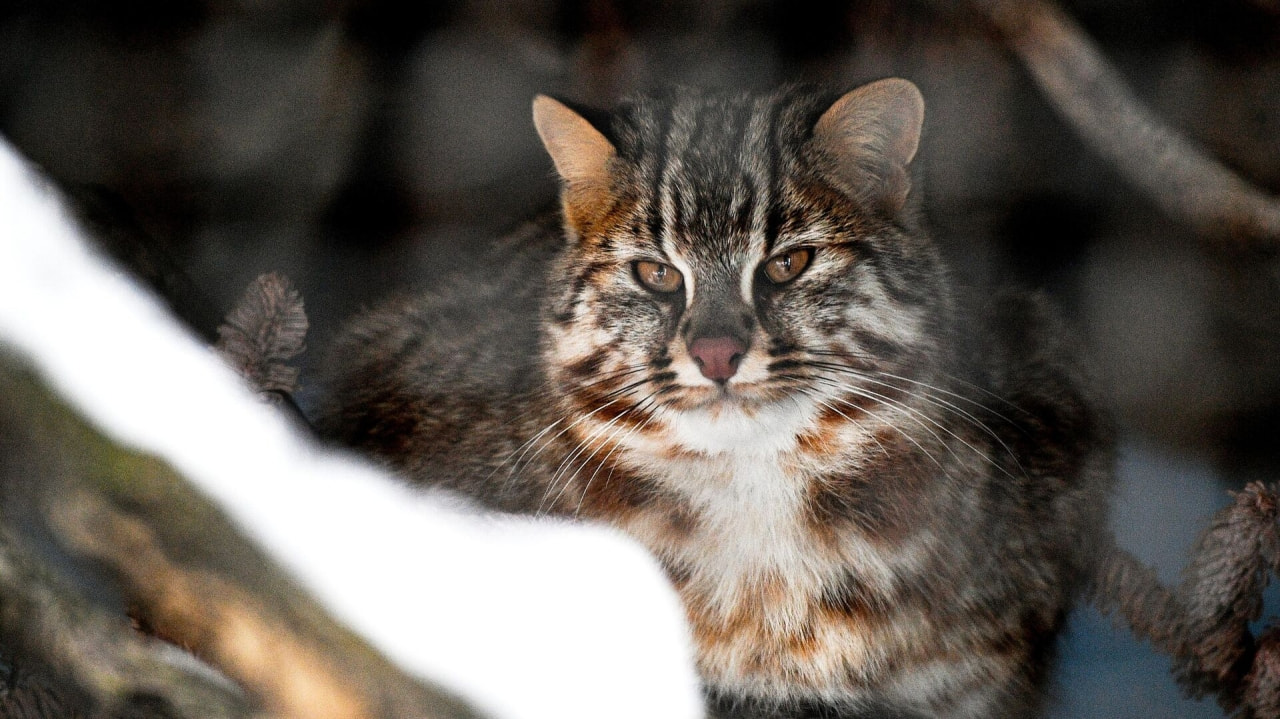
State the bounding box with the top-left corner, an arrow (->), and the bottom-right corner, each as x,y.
1176,483 -> 1279,704
0,524 -> 249,719
973,0 -> 1280,248
1087,536 -> 1185,656
1244,625 -> 1280,719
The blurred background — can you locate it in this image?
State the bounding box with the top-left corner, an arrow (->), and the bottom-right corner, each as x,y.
1,1 -> 1277,716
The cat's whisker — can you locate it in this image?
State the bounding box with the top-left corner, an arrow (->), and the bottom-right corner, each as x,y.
572,364 -> 652,393
810,371 -> 1017,481
513,374 -> 657,499
799,370 -> 954,474
865,370 -> 1030,476
491,417 -> 564,491
574,395 -> 661,517
816,385 -> 947,474
538,376 -> 655,513
936,369 -> 1033,417
548,410 -> 631,507
533,407 -> 627,513
803,360 -> 1024,479
810,347 -> 1027,422
869,367 -> 1027,433
542,396 -> 646,514
488,365 -> 651,490
789,385 -> 892,461
593,401 -> 672,502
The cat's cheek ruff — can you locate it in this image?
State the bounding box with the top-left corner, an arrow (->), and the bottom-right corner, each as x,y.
545,321 -> 616,368
842,297 -> 927,360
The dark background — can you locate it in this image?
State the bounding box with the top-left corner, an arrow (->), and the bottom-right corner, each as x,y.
1,1 -> 1278,716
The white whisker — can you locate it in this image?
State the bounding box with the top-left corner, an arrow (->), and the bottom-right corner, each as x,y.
541,383 -> 650,514
574,396 -> 661,516
805,361 -> 1023,480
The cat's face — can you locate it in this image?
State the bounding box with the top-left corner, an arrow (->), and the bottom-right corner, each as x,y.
536,82 -> 949,455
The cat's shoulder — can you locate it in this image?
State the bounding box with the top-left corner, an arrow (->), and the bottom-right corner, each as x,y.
967,287 -> 1114,498
976,288 -> 1097,410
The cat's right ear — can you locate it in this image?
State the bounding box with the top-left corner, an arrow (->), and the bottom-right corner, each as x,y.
533,95 -> 616,233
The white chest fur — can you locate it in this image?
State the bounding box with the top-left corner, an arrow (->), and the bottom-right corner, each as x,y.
618,397 -> 906,609
682,454 -> 814,576
610,405 -> 946,704
665,450 -> 906,614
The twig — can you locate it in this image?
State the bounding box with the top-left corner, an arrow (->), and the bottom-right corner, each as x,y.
217,272 -> 317,432
216,272 -> 309,400
1176,482 -> 1279,702
1087,534 -> 1185,656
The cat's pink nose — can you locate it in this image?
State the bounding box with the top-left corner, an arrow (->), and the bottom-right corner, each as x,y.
689,336 -> 747,383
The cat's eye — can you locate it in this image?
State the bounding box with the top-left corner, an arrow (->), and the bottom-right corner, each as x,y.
762,247 -> 813,284
634,261 -> 684,294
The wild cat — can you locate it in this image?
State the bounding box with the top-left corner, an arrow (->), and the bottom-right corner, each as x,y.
317,79 -> 1113,718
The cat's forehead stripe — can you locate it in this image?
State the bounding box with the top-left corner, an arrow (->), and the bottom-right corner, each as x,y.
759,97 -> 785,258
654,97 -> 779,266
655,96 -> 701,260
642,100 -> 675,256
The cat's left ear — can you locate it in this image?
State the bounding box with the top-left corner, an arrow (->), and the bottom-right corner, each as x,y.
812,78 -> 924,215
533,95 -> 616,232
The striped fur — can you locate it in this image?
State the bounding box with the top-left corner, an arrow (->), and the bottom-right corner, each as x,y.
317,82 -> 1113,719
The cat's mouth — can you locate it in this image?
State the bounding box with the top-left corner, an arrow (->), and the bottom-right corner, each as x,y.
662,379 -> 795,413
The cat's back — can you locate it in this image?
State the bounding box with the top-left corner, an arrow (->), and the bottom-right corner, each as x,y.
315,216 -> 562,452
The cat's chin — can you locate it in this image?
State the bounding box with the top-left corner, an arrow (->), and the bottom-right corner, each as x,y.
662,386 -> 819,455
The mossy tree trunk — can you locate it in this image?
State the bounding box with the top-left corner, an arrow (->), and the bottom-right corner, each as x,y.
0,349 -> 484,719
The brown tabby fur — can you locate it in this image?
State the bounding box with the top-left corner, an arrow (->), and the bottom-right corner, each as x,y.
317,80 -> 1113,719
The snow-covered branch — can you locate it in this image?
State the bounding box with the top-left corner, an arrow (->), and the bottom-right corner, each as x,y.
0,138 -> 701,719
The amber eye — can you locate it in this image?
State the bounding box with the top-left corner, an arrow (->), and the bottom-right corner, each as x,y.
633,260 -> 684,293
762,247 -> 813,284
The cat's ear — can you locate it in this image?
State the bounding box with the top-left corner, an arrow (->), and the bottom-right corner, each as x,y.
812,78 -> 924,215
533,95 -> 616,231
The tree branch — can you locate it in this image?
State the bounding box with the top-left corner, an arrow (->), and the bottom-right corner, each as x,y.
0,522 -> 248,719
973,0 -> 1280,249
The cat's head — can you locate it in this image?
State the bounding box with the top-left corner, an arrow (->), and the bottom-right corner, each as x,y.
534,81 -> 952,455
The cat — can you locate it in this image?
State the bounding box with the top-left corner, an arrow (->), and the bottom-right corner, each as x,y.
316,79 -> 1114,719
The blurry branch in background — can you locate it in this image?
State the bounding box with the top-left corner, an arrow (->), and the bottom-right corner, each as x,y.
973,0 -> 1280,249
0,354 -> 482,719
1090,483 -> 1280,718
969,2 -> 1280,707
